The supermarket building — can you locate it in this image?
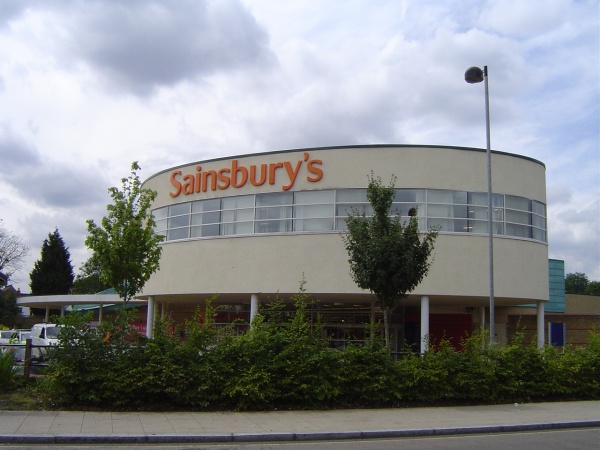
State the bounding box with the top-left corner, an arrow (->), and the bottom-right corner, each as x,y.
136,145 -> 549,351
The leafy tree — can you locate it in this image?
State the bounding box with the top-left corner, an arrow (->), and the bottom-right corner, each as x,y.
71,255 -> 111,294
29,229 -> 74,295
85,162 -> 163,302
0,288 -> 19,324
565,272 -> 589,294
0,220 -> 29,282
342,175 -> 438,349
584,281 -> 600,296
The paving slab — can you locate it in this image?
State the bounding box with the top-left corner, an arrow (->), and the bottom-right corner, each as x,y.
0,400 -> 598,444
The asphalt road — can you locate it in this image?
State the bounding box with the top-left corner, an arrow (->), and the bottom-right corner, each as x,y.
0,428 -> 598,450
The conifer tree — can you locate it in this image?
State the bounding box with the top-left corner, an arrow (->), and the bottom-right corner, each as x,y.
29,229 -> 74,295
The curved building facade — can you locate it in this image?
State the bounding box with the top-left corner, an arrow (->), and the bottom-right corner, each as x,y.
140,145 -> 549,349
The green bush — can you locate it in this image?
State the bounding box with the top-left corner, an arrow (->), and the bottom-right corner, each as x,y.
38,296 -> 600,411
0,348 -> 18,392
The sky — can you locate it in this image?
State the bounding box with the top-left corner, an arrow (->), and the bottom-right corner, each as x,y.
0,0 -> 598,292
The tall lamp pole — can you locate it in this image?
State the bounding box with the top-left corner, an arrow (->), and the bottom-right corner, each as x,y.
465,65 -> 495,345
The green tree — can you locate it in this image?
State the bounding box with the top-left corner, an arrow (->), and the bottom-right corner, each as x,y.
342,175 -> 438,349
29,229 -> 74,295
71,255 -> 111,294
85,162 -> 163,302
584,281 -> 600,296
0,288 -> 19,324
565,272 -> 589,294
0,220 -> 29,282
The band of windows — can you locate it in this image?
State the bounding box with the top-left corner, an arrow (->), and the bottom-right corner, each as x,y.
152,189 -> 547,243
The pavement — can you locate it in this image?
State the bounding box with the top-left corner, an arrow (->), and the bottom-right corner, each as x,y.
0,401 -> 599,445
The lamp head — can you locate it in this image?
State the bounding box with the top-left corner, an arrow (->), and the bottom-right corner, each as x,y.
465,66 -> 484,84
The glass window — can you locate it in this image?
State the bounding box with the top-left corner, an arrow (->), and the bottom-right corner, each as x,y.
295,204 -> 333,218
532,201 -> 546,216
191,211 -> 220,225
167,227 -> 189,240
506,209 -> 531,225
255,220 -> 292,233
506,223 -> 532,238
533,228 -> 547,242
256,206 -> 293,220
532,214 -> 546,229
154,218 -> 168,232
256,192 -> 293,206
153,207 -> 168,220
191,224 -> 220,238
394,189 -> 426,202
506,195 -> 530,211
222,208 -> 254,223
294,218 -> 334,232
336,203 -> 372,216
192,198 -> 221,213
169,203 -> 190,216
428,190 -> 467,204
337,189 -> 367,202
295,190 -> 334,204
222,195 -> 254,209
222,221 -> 254,235
168,215 -> 189,229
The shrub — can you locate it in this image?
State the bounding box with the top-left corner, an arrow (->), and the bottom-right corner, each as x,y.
0,348 -> 18,392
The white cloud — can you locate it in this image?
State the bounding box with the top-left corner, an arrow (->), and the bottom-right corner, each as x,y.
0,0 -> 597,290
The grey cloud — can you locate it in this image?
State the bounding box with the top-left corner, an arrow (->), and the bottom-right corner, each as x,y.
0,125 -> 41,172
63,0 -> 274,96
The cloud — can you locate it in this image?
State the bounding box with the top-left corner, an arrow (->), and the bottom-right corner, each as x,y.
55,0 -> 275,96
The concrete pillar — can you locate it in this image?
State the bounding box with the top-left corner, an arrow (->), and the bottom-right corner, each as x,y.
99,305 -> 103,324
250,294 -> 259,327
420,296 -> 429,354
537,301 -> 545,349
45,306 -> 50,323
60,306 -> 65,317
479,306 -> 486,331
146,296 -> 155,339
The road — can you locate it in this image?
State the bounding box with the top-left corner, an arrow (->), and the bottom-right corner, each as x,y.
1,428 -> 598,449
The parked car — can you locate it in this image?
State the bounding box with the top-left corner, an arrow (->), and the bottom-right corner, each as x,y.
1,345 -> 49,375
30,323 -> 64,346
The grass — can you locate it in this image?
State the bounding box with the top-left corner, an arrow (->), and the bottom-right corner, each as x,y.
0,379 -> 43,410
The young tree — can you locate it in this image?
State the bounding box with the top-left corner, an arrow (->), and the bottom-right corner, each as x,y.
71,255 -> 111,294
0,220 -> 29,282
342,175 -> 438,349
85,162 -> 163,302
29,229 -> 74,295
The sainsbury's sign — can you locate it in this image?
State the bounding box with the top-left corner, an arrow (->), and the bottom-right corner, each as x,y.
170,152 -> 323,197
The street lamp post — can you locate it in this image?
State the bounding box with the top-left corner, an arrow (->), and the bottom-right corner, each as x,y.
465,65 -> 495,345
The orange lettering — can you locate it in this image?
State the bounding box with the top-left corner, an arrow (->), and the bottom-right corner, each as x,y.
202,170 -> 218,192
250,164 -> 267,186
169,170 -> 182,197
283,161 -> 302,191
182,174 -> 195,194
269,162 -> 283,185
231,160 -> 248,188
307,159 -> 323,182
217,168 -> 231,190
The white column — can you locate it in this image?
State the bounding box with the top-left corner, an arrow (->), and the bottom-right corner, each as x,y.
98,305 -> 103,324
537,301 -> 545,349
420,296 -> 430,354
250,294 -> 259,327
146,296 -> 155,339
479,306 -> 486,331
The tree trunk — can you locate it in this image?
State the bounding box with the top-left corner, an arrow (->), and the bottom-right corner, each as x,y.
383,306 -> 390,350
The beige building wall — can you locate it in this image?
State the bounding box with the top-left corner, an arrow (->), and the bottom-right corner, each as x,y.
141,145 -> 549,307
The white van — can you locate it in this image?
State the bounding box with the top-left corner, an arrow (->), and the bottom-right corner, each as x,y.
30,323 -> 64,346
